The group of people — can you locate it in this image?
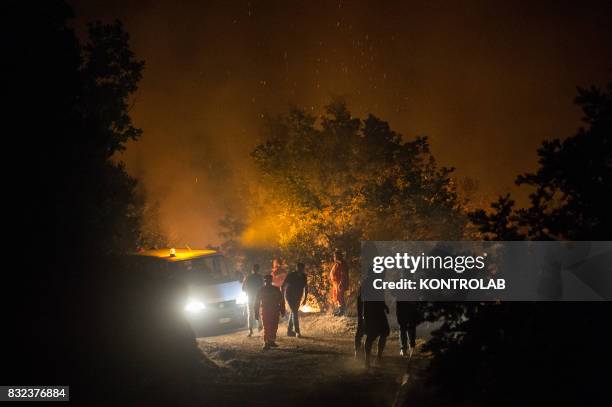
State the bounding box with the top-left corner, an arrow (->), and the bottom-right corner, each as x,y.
355,288 -> 420,368
241,251 -> 421,366
242,262 -> 308,350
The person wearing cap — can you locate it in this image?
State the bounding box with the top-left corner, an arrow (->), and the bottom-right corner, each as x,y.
329,250 -> 349,316
254,274 -> 286,349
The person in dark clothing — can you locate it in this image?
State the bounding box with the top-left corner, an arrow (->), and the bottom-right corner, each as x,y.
242,264 -> 264,337
357,275 -> 390,368
354,285 -> 365,358
254,274 -> 286,349
363,297 -> 390,368
282,262 -> 309,337
356,241 -> 381,358
396,301 -> 420,357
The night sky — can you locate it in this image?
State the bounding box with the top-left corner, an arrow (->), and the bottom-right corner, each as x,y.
71,0 -> 612,246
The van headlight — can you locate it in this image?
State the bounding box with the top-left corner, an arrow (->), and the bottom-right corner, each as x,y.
236,292 -> 248,305
184,299 -> 206,313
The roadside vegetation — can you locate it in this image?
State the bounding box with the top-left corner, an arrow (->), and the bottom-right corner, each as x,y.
8,1 -> 610,405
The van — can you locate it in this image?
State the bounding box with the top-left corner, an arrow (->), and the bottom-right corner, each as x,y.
133,248 -> 247,335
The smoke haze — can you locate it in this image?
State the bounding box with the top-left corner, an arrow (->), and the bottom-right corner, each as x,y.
71,0 -> 612,246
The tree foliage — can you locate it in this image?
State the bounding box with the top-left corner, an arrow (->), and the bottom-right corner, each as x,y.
4,3 -> 189,401
468,194 -> 523,240
469,81 -> 612,241
425,81 -> 612,407
223,99 -> 467,308
54,18 -> 145,259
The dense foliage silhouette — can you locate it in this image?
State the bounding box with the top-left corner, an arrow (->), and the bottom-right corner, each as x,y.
4,2 -> 203,404
423,81 -> 612,407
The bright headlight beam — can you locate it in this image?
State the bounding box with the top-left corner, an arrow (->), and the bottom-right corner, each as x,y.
184,299 -> 206,313
236,291 -> 248,305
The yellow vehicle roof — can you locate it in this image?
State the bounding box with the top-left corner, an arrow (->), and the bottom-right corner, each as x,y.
134,248 -> 218,262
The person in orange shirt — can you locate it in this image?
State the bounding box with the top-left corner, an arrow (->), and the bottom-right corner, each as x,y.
329,250 -> 349,316
254,274 -> 286,350
271,258 -> 287,288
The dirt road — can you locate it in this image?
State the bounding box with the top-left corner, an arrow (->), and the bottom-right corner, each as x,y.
197,314 -> 429,407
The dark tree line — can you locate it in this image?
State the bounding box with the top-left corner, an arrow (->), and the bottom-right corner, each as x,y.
421,81 -> 612,407
5,2 -> 201,405
469,82 -> 612,240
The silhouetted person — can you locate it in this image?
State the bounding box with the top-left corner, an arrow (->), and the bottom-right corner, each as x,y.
330,250 -> 349,316
363,297 -> 390,368
396,301 -> 420,357
356,241 -> 381,358
359,274 -> 390,368
354,283 -> 365,358
255,274 -> 286,349
282,262 -> 308,337
242,264 -> 264,337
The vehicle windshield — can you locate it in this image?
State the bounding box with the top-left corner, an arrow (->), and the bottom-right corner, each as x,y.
172,256 -> 236,285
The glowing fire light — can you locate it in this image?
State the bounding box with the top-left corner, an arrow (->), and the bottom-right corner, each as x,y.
300,304 -> 317,313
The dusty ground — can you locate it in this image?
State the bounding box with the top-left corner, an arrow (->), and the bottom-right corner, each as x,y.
196,314 -> 430,407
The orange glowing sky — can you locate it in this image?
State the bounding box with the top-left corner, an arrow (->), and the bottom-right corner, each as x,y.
72,0 -> 612,246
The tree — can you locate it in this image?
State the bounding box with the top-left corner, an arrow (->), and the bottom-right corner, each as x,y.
54,18 -> 145,260
424,80 -> 612,407
515,82 -> 612,240
468,194 -> 523,240
138,195 -> 168,249
469,81 -> 611,241
223,98 -> 467,309
4,3 -> 199,403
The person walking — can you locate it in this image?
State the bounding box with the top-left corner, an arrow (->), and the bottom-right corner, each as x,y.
242,264 -> 264,337
363,298 -> 390,368
282,262 -> 308,337
359,273 -> 390,368
329,250 -> 349,316
255,274 -> 286,350
396,301 -> 420,357
354,283 -> 365,359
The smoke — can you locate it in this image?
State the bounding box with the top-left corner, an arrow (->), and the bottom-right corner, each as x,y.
73,0 -> 612,247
